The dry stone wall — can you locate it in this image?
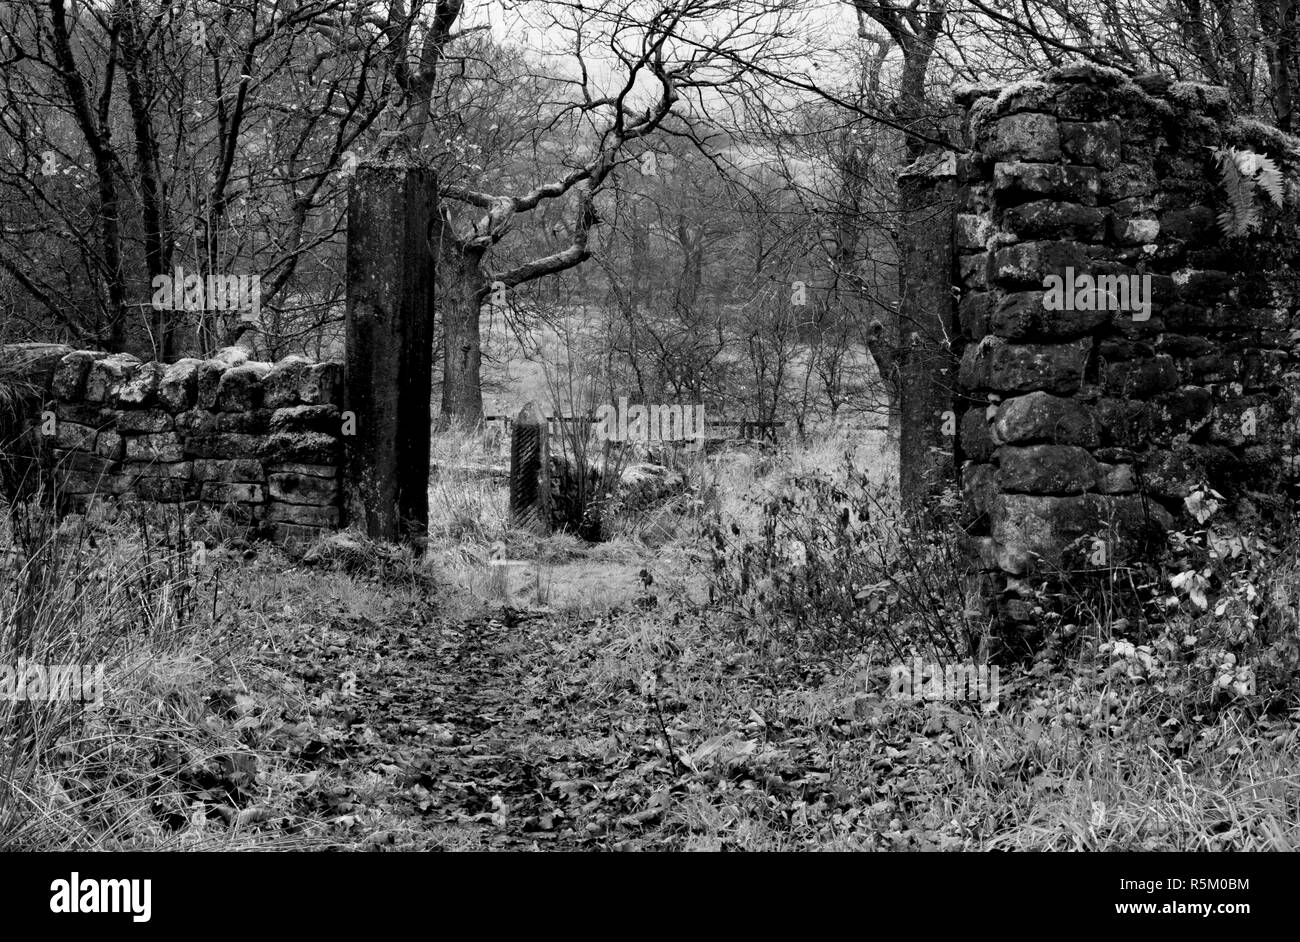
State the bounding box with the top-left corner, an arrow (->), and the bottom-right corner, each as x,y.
3,343 -> 345,543
951,63 -> 1300,651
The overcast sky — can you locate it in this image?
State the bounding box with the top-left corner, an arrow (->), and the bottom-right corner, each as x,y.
451,0 -> 866,101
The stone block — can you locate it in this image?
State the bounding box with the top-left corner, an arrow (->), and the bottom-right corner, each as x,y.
1175,269 -> 1234,304
157,358 -> 201,412
125,433 -> 184,463
995,444 -> 1099,494
1101,355 -> 1179,397
1058,120 -> 1121,168
1096,463 -> 1137,494
956,213 -> 995,250
990,492 -> 1169,570
269,405 -> 341,435
116,361 -> 163,407
174,409 -> 218,438
266,462 -> 338,479
52,351 -> 101,400
992,241 -> 1092,287
993,162 -> 1101,205
215,410 -> 271,434
196,360 -> 226,410
1003,201 -> 1108,242
193,459 -> 265,482
1099,164 -> 1158,201
120,460 -> 192,481
985,113 -> 1061,162
259,431 -> 340,464
265,503 -> 339,527
203,481 -> 265,503
84,353 -> 141,404
268,473 -> 340,505
263,355 -> 311,408
993,392 -> 1097,446
1151,386 -> 1212,437
54,421 -> 97,451
1094,398 -> 1153,447
963,534 -> 1032,576
95,431 -> 124,461
1209,400 -> 1270,447
959,337 -> 1092,395
184,433 -> 263,459
216,362 -> 270,412
200,480 -> 263,504
1111,217 -> 1161,245
116,410 -> 174,434
990,289 -> 1109,339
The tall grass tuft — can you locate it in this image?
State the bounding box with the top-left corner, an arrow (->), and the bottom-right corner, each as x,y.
428,424 -> 507,543
0,498 -> 245,848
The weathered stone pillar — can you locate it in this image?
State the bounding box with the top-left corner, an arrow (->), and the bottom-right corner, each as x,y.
897,151 -> 959,509
508,402 -> 551,534
343,165 -> 436,545
952,64 -> 1300,658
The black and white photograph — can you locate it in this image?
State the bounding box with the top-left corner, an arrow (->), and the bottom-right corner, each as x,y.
0,0 -> 1290,916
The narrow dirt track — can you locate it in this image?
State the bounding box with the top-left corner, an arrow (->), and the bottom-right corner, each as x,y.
254,595 -> 689,850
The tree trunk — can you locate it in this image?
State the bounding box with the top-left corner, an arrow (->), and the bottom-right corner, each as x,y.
436,231 -> 487,427
118,8 -> 174,358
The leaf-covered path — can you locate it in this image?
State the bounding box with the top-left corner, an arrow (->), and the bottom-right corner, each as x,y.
248,584 -> 716,849
226,551 -> 1012,852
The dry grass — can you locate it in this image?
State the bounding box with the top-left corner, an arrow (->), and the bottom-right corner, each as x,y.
0,499 -> 350,849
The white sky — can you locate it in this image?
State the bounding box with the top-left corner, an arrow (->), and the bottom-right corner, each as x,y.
454,0 -> 867,101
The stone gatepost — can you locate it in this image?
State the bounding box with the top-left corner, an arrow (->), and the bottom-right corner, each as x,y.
343,165 -> 437,545
508,402 -> 551,534
897,150 -> 959,509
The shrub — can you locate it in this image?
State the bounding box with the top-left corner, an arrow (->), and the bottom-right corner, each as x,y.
704,451 -> 973,666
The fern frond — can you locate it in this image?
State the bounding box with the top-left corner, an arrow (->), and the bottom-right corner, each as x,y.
1257,155 -> 1283,206
1214,147 -> 1280,235
1217,149 -> 1252,235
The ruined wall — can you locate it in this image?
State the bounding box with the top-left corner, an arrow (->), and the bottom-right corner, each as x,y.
2,343 -> 345,543
951,64 -> 1300,650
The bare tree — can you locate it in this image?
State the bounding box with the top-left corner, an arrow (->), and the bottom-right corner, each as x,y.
429,0 -> 810,426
